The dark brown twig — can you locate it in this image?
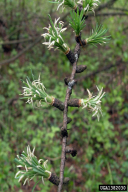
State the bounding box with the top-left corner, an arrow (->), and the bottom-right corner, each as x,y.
53,98 -> 80,111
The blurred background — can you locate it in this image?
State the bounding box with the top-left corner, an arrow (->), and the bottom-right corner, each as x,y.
0,0 -> 128,191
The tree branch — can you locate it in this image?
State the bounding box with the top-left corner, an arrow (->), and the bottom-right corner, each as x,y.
53,98 -> 80,111
0,36 -> 39,45
95,0 -> 118,12
94,12 -> 128,17
57,43 -> 80,192
0,36 -> 42,67
109,7 -> 128,12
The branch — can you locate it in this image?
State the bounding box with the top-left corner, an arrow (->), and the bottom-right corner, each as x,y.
53,98 -> 80,111
95,0 -> 118,12
57,44 -> 80,192
6,26 -> 23,39
109,7 -> 128,12
0,36 -> 39,45
94,12 -> 128,17
0,36 -> 42,67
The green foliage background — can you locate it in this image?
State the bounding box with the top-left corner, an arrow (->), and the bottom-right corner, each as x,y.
0,0 -> 128,192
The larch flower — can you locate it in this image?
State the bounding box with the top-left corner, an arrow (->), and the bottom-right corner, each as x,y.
21,74 -> 54,107
80,86 -> 105,121
54,0 -> 77,11
42,15 -> 69,53
15,146 -> 51,185
77,0 -> 100,14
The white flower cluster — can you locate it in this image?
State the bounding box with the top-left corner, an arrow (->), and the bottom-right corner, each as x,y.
15,146 -> 51,185
55,0 -> 66,10
21,74 -> 53,107
77,0 -> 100,14
81,86 -> 105,121
42,17 -> 68,52
55,0 -> 76,11
51,0 -> 99,13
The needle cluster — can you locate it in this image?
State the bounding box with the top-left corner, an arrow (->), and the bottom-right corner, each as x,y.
86,24 -> 110,46
68,8 -> 86,36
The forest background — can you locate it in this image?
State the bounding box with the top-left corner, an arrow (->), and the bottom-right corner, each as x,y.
0,0 -> 128,191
